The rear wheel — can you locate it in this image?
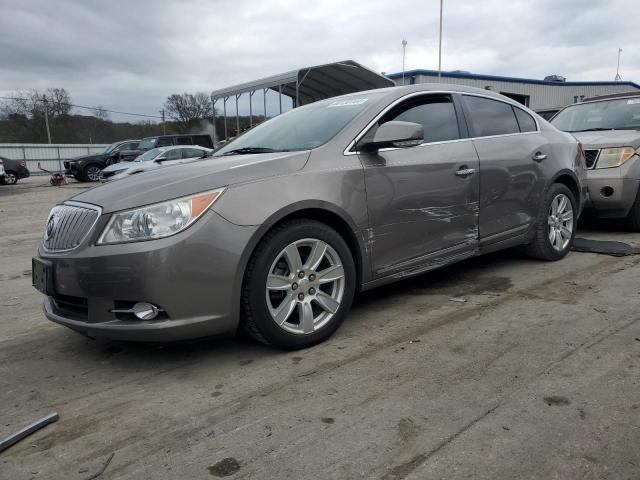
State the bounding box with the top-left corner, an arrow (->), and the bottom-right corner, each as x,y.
82,164 -> 102,182
242,219 -> 356,349
624,187 -> 640,231
525,183 -> 576,261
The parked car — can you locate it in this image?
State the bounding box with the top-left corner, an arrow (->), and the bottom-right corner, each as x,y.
0,159 -> 5,183
550,93 -> 640,229
63,139 -> 140,182
100,145 -> 212,182
0,156 -> 30,185
136,134 -> 214,151
33,84 -> 585,349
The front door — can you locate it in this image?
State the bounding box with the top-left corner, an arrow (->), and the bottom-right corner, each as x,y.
358,93 -> 480,278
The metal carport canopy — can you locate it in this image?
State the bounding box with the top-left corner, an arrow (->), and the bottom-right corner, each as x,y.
210,60 -> 395,106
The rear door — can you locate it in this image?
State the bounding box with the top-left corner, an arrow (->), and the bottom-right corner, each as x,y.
461,94 -> 549,244
358,93 -> 480,277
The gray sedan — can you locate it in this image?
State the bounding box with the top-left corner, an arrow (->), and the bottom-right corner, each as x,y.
33,84 -> 586,349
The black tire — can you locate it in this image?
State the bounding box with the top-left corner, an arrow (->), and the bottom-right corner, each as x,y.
82,164 -> 102,182
624,188 -> 640,232
241,219 -> 356,350
525,183 -> 577,261
1,171 -> 17,185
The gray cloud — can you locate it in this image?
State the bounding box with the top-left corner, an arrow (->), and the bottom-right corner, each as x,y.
0,0 -> 637,122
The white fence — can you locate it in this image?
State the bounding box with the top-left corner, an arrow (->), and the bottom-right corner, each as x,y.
0,144 -> 108,175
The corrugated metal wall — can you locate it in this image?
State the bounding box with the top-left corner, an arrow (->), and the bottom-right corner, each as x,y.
0,144 -> 107,175
410,75 -> 640,112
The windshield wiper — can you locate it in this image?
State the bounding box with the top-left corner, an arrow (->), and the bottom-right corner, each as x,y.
219,147 -> 280,156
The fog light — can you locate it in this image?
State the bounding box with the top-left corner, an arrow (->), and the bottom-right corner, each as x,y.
601,186 -> 614,197
133,302 -> 160,320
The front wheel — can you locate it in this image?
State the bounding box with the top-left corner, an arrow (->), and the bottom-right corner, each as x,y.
623,187 -> 640,232
242,220 -> 356,349
525,183 -> 577,261
83,164 -> 102,182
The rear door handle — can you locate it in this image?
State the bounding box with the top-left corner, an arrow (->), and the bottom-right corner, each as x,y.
532,152 -> 547,161
455,167 -> 476,178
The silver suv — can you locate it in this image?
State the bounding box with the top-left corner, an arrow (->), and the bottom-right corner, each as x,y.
551,94 -> 640,229
33,84 -> 585,349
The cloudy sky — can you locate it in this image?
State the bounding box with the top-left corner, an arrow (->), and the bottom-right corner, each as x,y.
1,0 -> 638,122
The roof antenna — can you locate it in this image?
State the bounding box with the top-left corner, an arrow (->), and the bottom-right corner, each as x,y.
615,48 -> 622,81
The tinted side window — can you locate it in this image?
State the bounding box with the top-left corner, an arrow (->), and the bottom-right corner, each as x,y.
185,148 -> 204,158
192,135 -> 213,148
379,95 -> 460,144
176,136 -> 192,145
156,137 -> 173,147
513,107 -> 537,132
463,96 -> 520,137
163,149 -> 182,161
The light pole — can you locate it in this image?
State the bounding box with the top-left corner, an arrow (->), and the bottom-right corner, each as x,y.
402,39 -> 408,85
615,48 -> 622,81
438,0 -> 443,79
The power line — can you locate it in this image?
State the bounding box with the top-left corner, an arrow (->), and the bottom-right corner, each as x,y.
0,95 -> 163,119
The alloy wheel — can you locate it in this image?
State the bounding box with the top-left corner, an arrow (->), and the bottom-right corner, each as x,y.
4,172 -> 17,185
265,238 -> 345,335
86,166 -> 101,182
548,193 -> 573,251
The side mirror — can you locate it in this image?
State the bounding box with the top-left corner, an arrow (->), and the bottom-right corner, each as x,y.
359,121 -> 424,152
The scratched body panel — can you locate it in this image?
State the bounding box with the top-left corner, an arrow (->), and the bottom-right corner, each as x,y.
359,140 -> 480,276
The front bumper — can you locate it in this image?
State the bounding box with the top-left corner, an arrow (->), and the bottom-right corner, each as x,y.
585,166 -> 640,218
37,209 -> 258,342
64,161 -> 79,176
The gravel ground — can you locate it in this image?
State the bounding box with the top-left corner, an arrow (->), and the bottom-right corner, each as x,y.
1,177 -> 639,479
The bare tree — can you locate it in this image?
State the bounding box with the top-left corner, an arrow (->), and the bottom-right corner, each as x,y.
164,92 -> 213,132
0,88 -> 71,118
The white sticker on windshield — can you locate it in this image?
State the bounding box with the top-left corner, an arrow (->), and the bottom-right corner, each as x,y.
627,99 -> 640,105
328,98 -> 369,108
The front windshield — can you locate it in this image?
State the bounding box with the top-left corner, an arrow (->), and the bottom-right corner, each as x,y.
138,137 -> 158,150
103,142 -> 120,154
551,97 -> 640,132
214,93 -> 383,155
136,148 -> 163,162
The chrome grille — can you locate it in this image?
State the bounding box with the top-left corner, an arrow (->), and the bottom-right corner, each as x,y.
584,149 -> 600,169
43,204 -> 100,251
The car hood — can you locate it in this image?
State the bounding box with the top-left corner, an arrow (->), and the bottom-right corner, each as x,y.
68,153 -> 108,163
70,150 -> 311,213
571,130 -> 640,150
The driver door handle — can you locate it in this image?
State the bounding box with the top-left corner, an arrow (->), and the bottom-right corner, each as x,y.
533,152 -> 547,161
455,167 -> 476,178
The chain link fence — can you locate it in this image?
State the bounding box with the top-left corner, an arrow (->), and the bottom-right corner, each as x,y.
0,144 -> 108,175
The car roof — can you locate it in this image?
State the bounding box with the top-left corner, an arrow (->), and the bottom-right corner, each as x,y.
158,145 -> 211,151
581,92 -> 640,103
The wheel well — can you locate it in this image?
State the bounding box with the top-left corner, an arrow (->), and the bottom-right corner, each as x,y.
554,174 -> 580,208
259,208 -> 363,287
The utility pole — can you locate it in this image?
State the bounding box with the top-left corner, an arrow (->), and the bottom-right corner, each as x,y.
402,39 -> 408,85
42,95 -> 52,144
160,109 -> 166,134
438,0 -> 443,79
615,48 -> 622,81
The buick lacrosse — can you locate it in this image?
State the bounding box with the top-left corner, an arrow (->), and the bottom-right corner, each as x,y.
33,84 -> 586,349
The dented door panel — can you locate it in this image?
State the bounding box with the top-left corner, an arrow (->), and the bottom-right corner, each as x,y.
359,140 -> 480,277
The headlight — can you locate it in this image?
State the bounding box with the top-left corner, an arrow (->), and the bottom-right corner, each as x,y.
97,188 -> 224,244
596,147 -> 636,169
